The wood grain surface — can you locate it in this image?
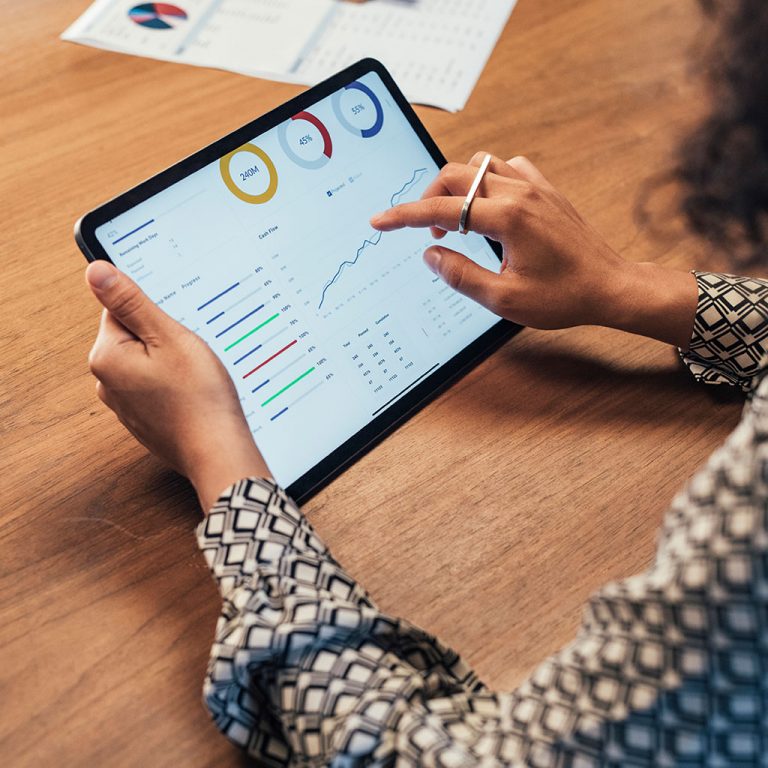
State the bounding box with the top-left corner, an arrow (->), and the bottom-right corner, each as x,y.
0,0 -> 746,765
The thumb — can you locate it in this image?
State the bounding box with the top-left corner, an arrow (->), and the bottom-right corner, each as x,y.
85,260 -> 166,342
424,246 -> 505,314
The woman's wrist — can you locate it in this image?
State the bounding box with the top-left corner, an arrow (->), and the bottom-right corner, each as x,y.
602,261 -> 698,349
187,439 -> 272,513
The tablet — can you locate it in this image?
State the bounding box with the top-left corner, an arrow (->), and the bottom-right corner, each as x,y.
75,58 -> 520,503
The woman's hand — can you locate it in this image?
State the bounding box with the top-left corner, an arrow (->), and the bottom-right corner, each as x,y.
85,260 -> 270,511
371,154 -> 697,349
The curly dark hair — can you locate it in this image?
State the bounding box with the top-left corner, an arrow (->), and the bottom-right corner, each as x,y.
677,0 -> 768,264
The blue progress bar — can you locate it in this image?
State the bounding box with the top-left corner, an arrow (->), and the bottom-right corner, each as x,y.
234,344 -> 263,365
215,304 -> 265,338
197,282 -> 240,311
270,407 -> 288,421
112,219 -> 155,245
206,311 -> 224,325
251,379 -> 270,393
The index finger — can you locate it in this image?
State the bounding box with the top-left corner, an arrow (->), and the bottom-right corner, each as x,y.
370,195 -> 507,240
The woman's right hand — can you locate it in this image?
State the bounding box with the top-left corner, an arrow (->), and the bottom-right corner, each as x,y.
371,154 -> 697,349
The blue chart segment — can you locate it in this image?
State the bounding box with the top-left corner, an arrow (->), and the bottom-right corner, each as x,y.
318,168 -> 428,310
332,81 -> 385,139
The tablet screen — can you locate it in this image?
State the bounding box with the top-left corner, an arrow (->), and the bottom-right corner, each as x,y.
92,69 -> 503,489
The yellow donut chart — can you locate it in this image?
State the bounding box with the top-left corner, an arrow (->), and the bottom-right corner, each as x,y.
220,144 -> 279,204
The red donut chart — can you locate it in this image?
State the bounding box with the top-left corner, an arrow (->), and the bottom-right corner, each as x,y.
278,111 -> 333,170
293,112 -> 332,159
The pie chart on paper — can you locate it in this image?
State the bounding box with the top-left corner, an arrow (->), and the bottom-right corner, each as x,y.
128,3 -> 188,30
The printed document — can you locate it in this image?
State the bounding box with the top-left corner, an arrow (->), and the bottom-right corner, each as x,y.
62,0 -> 518,111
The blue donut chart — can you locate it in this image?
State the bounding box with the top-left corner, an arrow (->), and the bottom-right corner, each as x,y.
332,81 -> 384,139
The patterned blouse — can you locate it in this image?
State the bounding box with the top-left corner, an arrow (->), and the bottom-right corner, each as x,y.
196,272 -> 768,767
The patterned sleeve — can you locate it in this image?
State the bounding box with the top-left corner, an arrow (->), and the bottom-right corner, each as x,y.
196,478 -> 484,766
681,271 -> 768,391
198,377 -> 768,768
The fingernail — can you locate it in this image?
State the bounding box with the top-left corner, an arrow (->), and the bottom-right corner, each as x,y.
86,261 -> 118,290
369,212 -> 384,226
424,247 -> 442,274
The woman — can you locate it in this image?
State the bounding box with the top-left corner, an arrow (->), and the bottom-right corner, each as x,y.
85,0 -> 768,764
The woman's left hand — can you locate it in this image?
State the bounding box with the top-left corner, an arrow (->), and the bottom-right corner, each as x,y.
85,260 -> 270,511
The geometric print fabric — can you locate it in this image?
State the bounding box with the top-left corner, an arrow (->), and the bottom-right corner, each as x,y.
682,271 -> 768,391
198,272 -> 768,766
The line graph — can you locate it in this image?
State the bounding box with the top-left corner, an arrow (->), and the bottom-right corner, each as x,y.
389,167 -> 429,206
318,231 -> 383,310
317,167 -> 428,310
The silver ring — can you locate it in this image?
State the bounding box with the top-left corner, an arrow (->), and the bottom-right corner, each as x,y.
459,153 -> 492,234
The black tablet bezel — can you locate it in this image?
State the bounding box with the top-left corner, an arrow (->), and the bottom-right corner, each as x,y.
75,57 -> 521,503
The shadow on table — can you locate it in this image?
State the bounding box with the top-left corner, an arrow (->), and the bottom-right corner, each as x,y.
458,336 -> 745,426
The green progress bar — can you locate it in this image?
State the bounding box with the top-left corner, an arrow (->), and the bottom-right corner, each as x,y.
261,367 -> 316,407
224,313 -> 279,351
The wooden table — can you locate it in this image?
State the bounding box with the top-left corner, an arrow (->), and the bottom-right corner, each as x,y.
0,0 -> 745,765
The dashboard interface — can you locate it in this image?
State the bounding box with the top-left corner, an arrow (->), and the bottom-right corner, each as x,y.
94,71 -> 502,487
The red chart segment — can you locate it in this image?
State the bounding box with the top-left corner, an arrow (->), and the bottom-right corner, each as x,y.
293,112 -> 332,159
128,3 -> 188,29
278,111 -> 333,170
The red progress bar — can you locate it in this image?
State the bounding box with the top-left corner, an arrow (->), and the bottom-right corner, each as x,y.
242,340 -> 297,379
